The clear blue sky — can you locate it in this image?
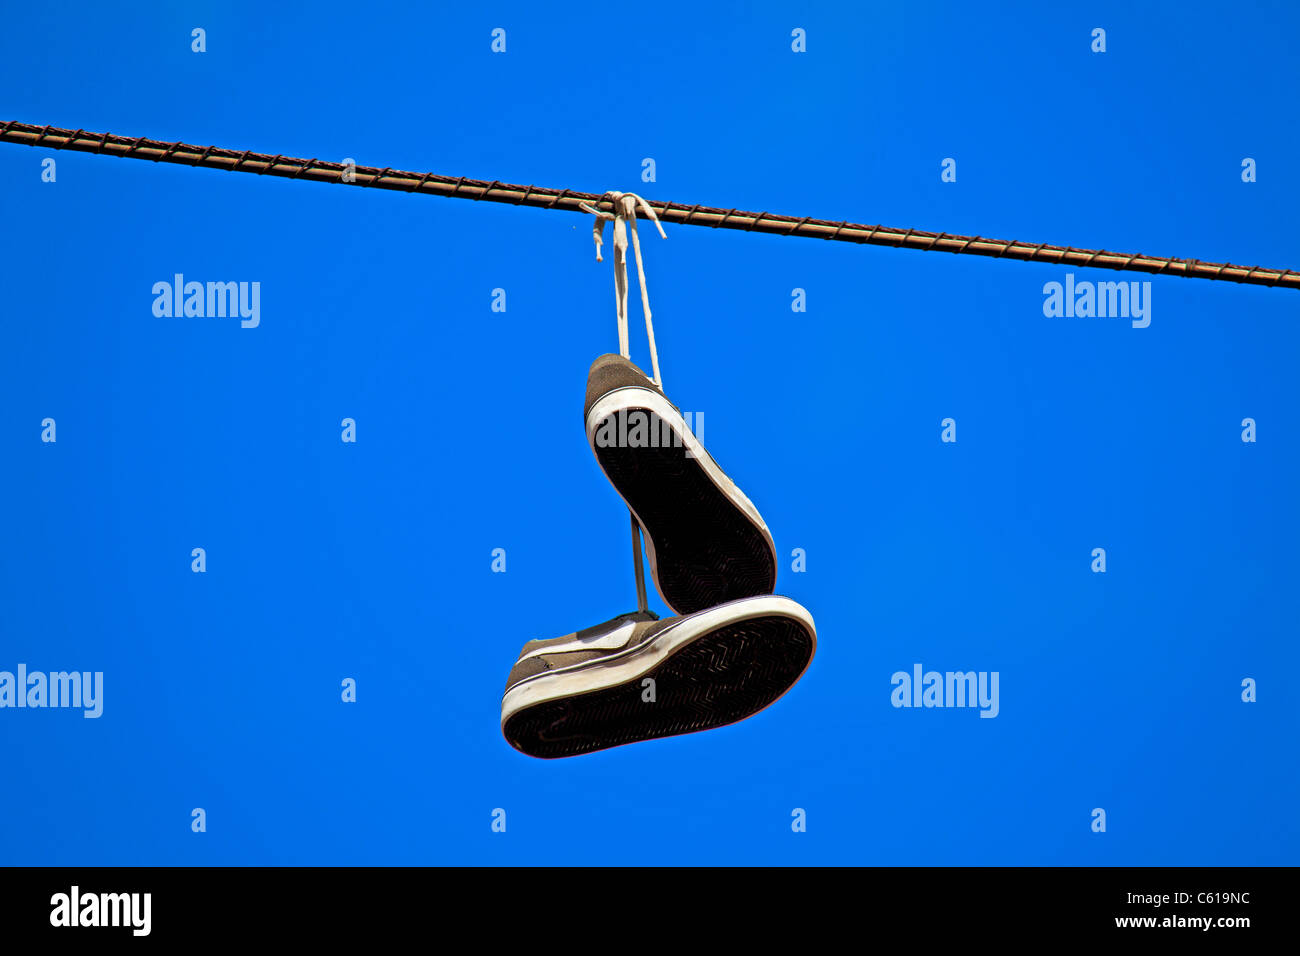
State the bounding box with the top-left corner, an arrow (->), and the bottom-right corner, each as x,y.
1,1 -> 1296,865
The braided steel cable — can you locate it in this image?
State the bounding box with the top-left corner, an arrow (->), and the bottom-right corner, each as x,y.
3,120 -> 1296,291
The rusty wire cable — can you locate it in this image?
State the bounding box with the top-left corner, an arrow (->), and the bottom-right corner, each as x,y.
3,120 -> 1296,292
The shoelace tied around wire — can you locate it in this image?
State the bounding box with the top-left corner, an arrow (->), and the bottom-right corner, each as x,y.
580,191 -> 668,615
581,192 -> 668,389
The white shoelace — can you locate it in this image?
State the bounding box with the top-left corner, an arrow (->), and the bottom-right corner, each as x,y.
581,191 -> 667,388
581,191 -> 667,614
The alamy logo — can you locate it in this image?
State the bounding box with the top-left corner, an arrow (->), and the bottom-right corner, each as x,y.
1042,273 -> 1151,328
50,886 -> 151,936
0,665 -> 103,718
891,664 -> 999,718
152,274 -> 261,328
592,410 -> 704,459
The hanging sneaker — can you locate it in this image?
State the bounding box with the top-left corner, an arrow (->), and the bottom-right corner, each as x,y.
585,353 -> 778,615
501,595 -> 816,759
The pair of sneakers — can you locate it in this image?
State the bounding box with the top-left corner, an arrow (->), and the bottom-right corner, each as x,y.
500,353 -> 817,758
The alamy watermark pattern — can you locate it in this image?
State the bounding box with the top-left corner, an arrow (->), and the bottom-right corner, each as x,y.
1043,273 -> 1151,328
50,886 -> 150,936
0,665 -> 103,718
152,275 -> 261,328
891,664 -> 999,718
592,409 -> 705,458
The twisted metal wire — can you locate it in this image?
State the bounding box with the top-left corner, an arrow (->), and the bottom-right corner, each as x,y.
4,120 -> 1296,291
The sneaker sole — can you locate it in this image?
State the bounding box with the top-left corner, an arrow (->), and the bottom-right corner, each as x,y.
586,387 -> 778,615
501,596 -> 815,759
